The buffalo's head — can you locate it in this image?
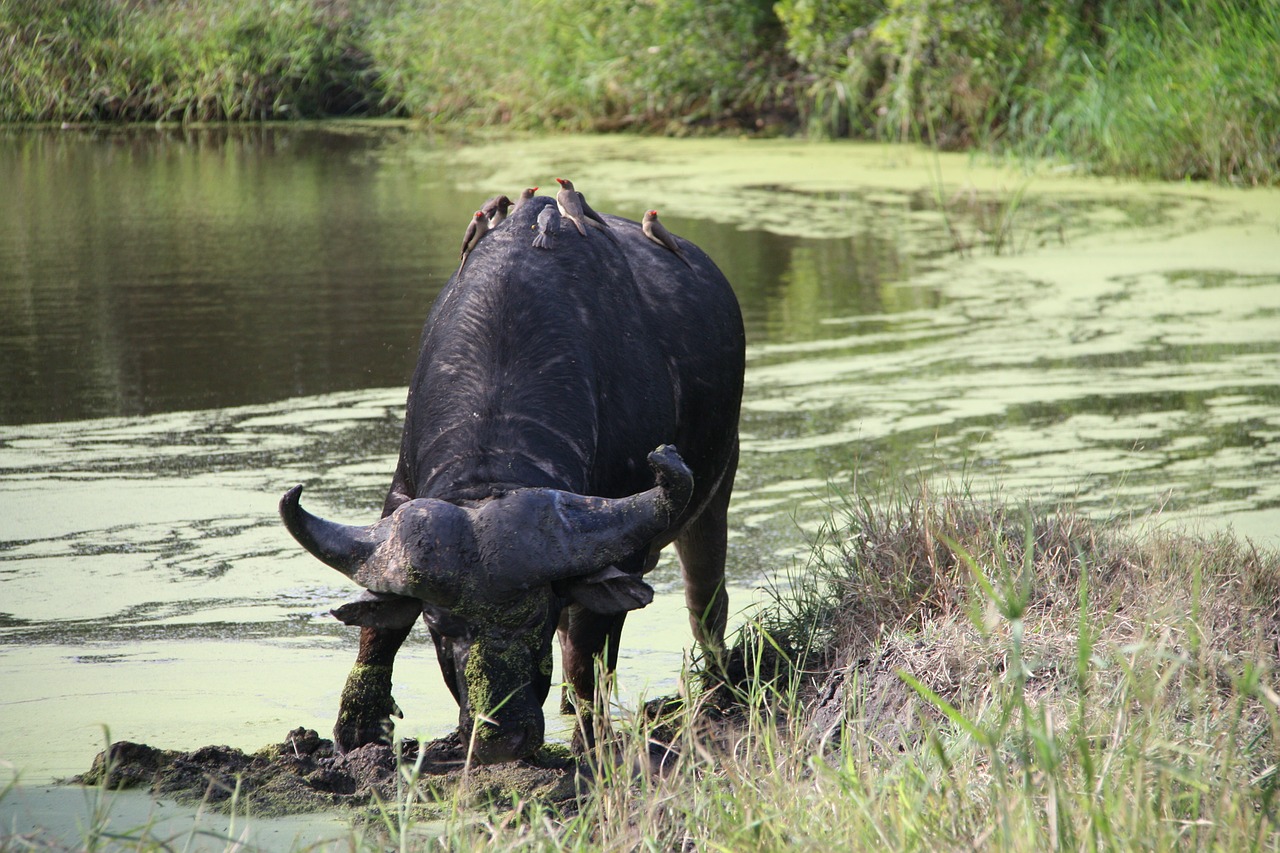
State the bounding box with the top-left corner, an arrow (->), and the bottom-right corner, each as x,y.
279,445 -> 692,763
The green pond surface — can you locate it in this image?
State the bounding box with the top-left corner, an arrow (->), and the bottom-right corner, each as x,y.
1,127 -> 1279,814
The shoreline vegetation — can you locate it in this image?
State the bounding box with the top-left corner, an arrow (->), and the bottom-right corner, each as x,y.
8,482 -> 1280,849
2,0 -> 1278,185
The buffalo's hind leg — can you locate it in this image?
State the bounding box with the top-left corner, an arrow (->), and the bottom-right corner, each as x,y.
558,608 -> 625,712
675,444 -> 736,658
334,625 -> 411,753
558,609 -> 625,752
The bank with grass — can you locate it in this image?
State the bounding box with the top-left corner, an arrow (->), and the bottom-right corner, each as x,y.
410,483 -> 1280,850
3,0 -> 1277,184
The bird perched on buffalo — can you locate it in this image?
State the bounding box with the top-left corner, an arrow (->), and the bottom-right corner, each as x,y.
513,187 -> 538,211
642,209 -> 692,268
457,210 -> 489,274
575,187 -> 612,231
532,206 -> 560,249
554,178 -> 590,237
481,195 -> 513,227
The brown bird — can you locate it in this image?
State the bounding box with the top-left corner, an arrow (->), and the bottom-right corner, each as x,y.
457,210 -> 489,275
642,209 -> 691,267
532,206 -> 560,249
554,178 -> 589,237
480,195 -> 513,226
513,187 -> 538,211
575,189 -> 612,231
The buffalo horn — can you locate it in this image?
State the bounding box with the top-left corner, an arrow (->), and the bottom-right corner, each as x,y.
279,485 -> 386,578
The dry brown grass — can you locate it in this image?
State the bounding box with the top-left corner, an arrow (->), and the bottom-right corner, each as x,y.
752,483 -> 1280,774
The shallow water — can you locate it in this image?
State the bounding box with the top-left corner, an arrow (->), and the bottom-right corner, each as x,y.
0,786 -> 353,851
2,127 -> 1279,796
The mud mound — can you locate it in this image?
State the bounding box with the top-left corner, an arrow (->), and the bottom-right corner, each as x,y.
72,727 -> 578,817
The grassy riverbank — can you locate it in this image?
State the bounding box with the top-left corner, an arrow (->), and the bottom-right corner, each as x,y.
411,485 -> 1280,849
10,485 -> 1278,850
3,0 -> 1277,184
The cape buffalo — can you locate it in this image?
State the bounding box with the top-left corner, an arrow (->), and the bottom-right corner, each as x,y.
280,195 -> 745,763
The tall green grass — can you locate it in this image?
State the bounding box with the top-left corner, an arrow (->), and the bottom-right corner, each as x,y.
0,0 -> 778,128
0,0 -> 379,122
1047,0 -> 1280,183
361,0 -> 779,131
775,0 -> 1280,183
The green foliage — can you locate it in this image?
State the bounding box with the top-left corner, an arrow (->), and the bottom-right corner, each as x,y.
0,0 -> 379,121
1047,0 -> 1280,182
363,0 -> 778,130
0,0 -> 124,121
773,0 -> 884,136
773,0 -> 1279,181
1,0 -> 1277,182
584,0 -> 779,127
775,0 -> 1079,146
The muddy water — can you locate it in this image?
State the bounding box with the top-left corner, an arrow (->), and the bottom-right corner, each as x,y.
2,128 -> 1279,793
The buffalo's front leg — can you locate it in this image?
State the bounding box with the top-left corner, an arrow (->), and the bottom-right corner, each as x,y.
334,624 -> 411,753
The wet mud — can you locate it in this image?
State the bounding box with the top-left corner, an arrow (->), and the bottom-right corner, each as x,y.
71,727 -> 577,818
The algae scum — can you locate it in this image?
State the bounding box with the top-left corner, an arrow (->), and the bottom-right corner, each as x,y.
1,130 -> 1279,809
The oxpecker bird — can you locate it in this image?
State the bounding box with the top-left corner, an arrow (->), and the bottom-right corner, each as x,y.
642,210 -> 692,268
532,206 -> 560,249
576,189 -> 612,231
457,211 -> 489,274
513,187 -> 538,210
554,178 -> 590,237
481,195 -> 514,227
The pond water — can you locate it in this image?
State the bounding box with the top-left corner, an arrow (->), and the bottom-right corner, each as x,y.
2,126 -> 1279,793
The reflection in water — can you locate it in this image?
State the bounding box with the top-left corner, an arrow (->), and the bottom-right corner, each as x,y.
1,127 -> 1279,782
0,126 -> 467,424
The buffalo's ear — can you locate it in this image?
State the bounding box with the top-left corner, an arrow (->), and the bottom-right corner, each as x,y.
560,566 -> 654,615
331,590 -> 424,628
